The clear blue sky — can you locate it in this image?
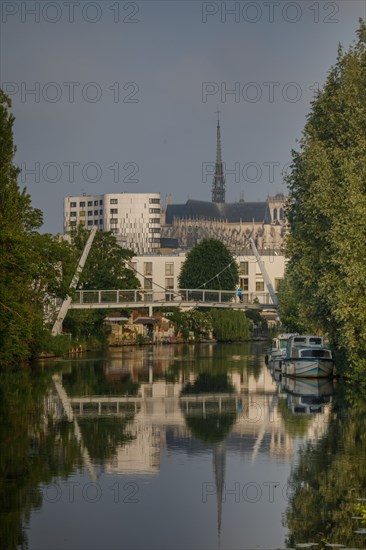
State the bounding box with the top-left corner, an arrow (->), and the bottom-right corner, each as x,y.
1,0 -> 365,233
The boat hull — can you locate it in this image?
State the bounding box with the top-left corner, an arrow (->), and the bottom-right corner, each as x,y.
282,358 -> 334,378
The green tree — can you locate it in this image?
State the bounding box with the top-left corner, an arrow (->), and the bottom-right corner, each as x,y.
283,21 -> 366,383
178,239 -> 238,290
0,91 -> 64,364
63,226 -> 140,341
67,225 -> 139,290
210,309 -> 251,341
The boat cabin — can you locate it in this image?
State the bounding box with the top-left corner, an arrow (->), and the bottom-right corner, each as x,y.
289,335 -> 324,347
272,333 -> 298,351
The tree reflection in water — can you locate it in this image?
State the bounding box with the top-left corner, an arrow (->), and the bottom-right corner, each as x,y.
181,372 -> 238,538
285,390 -> 366,548
0,368 -> 83,549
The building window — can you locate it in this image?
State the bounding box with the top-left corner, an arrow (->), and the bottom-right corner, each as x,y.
111,228 -> 118,234
149,208 -> 160,214
110,208 -> 118,214
94,220 -> 98,225
69,221 -> 76,226
88,211 -> 93,216
110,219 -> 118,225
70,212 -> 77,217
94,200 -> 99,206
149,227 -> 160,233
110,198 -> 118,204
273,208 -> 278,221
100,209 -> 103,215
99,200 -> 103,205
144,278 -> 152,290
80,201 -> 85,207
70,202 -> 76,207
165,263 -> 174,276
79,211 -> 85,217
279,208 -> 285,220
165,278 -> 174,290
144,262 -> 152,276
79,220 -> 85,226
149,218 -> 160,224
241,278 -> 249,291
99,220 -> 103,225
93,210 -> 97,215
149,198 -> 160,204
239,261 -> 248,276
88,201 -> 93,206
275,278 -> 283,292
256,281 -> 265,292
88,220 -> 93,226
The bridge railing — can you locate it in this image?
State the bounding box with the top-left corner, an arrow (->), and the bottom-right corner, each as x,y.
72,289 -> 275,305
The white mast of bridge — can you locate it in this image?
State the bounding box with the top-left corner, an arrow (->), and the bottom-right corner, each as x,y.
51,227 -> 97,336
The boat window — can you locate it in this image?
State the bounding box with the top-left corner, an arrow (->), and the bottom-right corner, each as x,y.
294,406 -> 307,414
309,337 -> 322,345
300,349 -> 331,358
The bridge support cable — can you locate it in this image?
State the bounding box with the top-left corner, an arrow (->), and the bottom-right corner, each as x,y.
51,227 -> 97,336
247,237 -> 278,306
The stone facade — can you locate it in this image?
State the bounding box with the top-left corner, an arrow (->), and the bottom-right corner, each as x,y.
161,193 -> 287,251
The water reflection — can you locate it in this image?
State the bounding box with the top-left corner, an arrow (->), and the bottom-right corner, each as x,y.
0,344 -> 365,549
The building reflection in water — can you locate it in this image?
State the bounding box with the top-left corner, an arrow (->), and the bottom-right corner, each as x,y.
47,343 -> 335,539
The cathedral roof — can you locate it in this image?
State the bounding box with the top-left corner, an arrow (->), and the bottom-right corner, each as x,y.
165,199 -> 271,224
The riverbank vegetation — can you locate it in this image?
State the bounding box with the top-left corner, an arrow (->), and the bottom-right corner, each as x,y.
279,21 -> 366,387
0,91 -> 139,367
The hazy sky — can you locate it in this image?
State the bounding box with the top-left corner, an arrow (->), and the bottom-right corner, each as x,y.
1,0 -> 365,233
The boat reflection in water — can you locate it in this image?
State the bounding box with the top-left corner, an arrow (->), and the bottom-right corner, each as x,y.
280,377 -> 335,415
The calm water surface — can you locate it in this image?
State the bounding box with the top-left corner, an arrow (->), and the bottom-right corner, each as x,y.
1,342 -> 366,549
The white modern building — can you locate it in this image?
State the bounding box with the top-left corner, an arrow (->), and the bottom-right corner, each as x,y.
63,192 -> 161,254
129,252 -> 285,300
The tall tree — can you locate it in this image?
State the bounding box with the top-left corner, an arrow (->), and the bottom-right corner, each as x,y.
0,91 -> 46,364
178,239 -> 238,290
283,20 -> 366,382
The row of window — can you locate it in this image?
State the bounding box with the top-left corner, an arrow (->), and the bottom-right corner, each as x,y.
69,198 -> 159,209
142,262 -> 175,276
70,210 -> 103,217
143,278 -> 174,290
239,278 -> 282,292
70,200 -> 103,208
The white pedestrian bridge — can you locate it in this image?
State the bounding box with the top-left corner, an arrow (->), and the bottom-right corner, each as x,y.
69,289 -> 278,311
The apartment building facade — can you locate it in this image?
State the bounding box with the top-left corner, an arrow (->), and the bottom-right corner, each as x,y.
63,192 -> 161,254
129,252 -> 285,301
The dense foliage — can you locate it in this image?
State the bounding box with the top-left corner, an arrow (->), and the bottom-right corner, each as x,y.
178,239 -> 239,290
0,91 -> 74,365
280,21 -> 366,383
210,309 -> 251,341
0,91 -> 139,364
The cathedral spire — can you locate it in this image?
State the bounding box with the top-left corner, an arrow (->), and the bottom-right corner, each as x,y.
212,109 -> 226,203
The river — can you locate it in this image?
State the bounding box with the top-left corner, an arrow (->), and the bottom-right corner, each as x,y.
0,342 -> 365,549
